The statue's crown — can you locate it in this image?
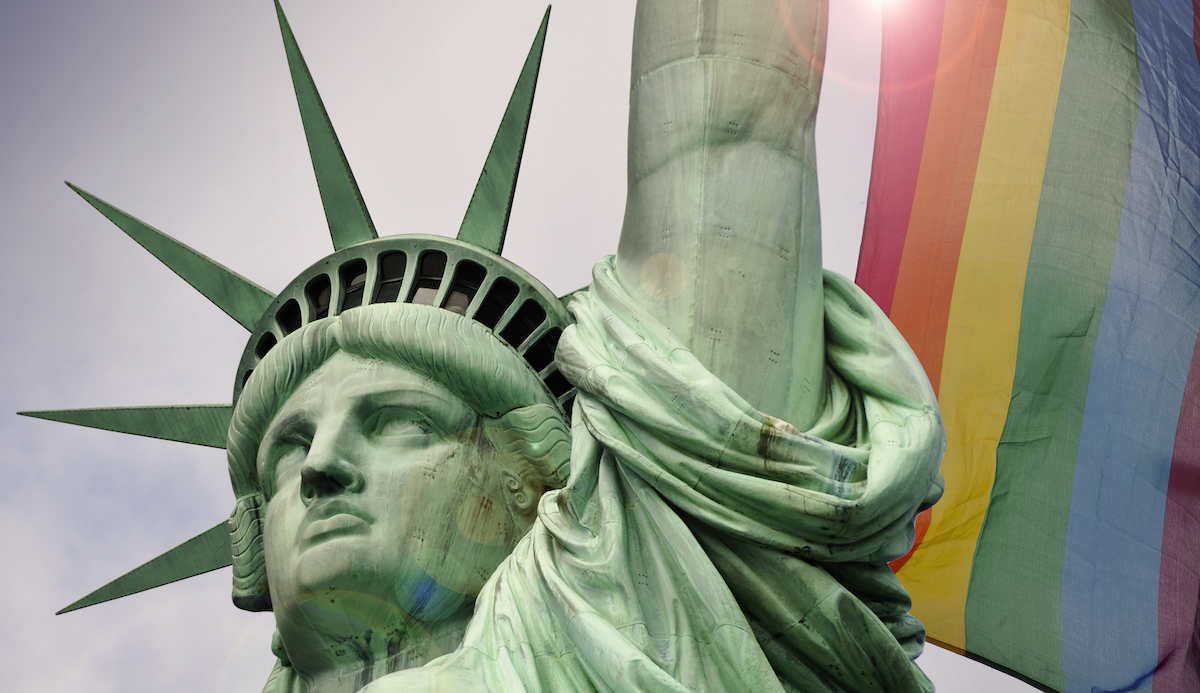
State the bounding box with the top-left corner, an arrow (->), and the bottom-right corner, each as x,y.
24,1 -> 567,616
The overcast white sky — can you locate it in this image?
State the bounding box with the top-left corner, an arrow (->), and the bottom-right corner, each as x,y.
0,1 -> 1036,691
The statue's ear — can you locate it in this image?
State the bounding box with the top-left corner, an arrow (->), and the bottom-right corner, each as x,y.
501,468 -> 539,515
230,493 -> 273,612
486,405 -> 571,489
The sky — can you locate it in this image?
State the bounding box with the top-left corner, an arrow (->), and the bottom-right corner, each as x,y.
0,0 -> 1037,691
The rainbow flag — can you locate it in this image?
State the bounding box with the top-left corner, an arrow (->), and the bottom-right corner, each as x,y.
855,0 -> 1200,691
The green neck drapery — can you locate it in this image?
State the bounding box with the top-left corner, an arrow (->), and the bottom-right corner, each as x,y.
362,258 -> 943,693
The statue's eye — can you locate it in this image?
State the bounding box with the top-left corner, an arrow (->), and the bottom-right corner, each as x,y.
366,408 -> 433,441
260,424 -> 310,499
269,443 -> 307,496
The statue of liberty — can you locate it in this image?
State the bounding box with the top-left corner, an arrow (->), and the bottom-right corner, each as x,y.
26,0 -> 945,691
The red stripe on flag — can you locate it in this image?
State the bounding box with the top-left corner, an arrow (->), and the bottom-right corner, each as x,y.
1156,327 -> 1200,691
856,0 -> 945,313
889,507 -> 931,573
1155,8 -> 1200,691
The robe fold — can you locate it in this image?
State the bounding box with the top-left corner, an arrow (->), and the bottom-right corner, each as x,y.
397,257 -> 945,692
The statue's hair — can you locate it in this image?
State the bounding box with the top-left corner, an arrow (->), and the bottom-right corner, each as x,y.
226,302 -> 571,612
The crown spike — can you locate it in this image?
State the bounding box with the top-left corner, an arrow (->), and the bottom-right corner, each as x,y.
276,0 -> 378,251
456,6 -> 551,255
67,184 -> 275,331
20,405 -> 232,449
57,522 -> 231,614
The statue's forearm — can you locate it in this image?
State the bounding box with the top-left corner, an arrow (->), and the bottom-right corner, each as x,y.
617,0 -> 829,429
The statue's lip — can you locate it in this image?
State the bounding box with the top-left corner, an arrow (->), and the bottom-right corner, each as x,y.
301,500 -> 373,546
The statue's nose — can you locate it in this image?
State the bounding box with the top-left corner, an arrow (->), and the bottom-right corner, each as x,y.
299,435 -> 365,504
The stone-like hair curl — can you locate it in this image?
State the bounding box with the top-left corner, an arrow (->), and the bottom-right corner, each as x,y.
226,302 -> 571,612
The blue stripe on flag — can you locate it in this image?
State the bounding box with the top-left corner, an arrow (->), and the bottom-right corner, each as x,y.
1061,1 -> 1200,692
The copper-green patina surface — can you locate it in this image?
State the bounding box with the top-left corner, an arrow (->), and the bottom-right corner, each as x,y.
28,1 -> 945,691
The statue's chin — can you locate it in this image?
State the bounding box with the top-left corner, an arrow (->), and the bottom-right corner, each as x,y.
270,532 -> 478,628
283,541 -> 380,597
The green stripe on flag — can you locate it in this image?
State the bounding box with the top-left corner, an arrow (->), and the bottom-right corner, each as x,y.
964,1 -> 1139,688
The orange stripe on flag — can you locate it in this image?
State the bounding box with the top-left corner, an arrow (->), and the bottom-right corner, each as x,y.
889,0 -> 1008,395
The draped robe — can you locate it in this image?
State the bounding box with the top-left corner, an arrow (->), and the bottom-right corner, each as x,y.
381,257 -> 945,692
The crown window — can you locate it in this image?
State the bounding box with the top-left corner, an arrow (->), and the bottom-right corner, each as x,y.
443,261 -> 487,315
276,299 -> 302,335
306,275 -> 332,320
543,370 -> 572,398
410,252 -> 447,306
523,328 -> 561,372
340,260 -> 368,311
373,252 -> 407,303
473,277 -> 519,329
499,299 -> 545,349
255,332 -> 278,359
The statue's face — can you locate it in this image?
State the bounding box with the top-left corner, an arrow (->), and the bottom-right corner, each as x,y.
257,351 -> 538,633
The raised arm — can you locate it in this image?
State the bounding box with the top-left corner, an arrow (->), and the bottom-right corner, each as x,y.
616,0 -> 829,429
